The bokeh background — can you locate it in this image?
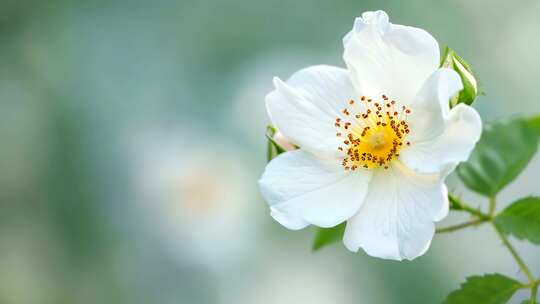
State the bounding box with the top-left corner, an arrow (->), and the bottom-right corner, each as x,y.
1,0 -> 540,303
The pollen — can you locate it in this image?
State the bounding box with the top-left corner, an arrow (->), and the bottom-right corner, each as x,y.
334,94 -> 411,170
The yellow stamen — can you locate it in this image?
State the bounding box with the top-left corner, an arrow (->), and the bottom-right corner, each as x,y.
334,95 -> 411,170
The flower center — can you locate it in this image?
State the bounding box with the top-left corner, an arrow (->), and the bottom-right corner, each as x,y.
334,95 -> 411,170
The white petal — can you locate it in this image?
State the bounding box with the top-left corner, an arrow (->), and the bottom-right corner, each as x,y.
434,184 -> 450,222
406,68 -> 464,143
343,10 -> 440,103
270,208 -> 310,230
266,65 -> 357,156
401,103 -> 482,174
259,150 -> 372,228
343,162 -> 447,260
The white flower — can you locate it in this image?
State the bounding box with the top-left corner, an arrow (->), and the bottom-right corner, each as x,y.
128,127 -> 257,268
258,11 -> 482,260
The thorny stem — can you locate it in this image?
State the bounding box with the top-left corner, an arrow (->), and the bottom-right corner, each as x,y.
447,194 -> 491,219
436,218 -> 487,234
491,221 -> 535,283
436,195 -> 490,233
441,195 -> 538,302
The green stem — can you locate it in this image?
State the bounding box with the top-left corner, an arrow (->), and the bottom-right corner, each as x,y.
488,196 -> 496,216
445,193 -> 537,300
518,279 -> 539,302
492,223 -> 538,304
491,222 -> 535,284
436,218 -> 487,234
437,194 -> 491,233
448,194 -> 491,219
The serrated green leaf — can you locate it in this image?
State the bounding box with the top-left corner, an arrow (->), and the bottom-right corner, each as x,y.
440,46 -> 480,107
495,197 -> 540,244
457,117 -> 540,197
444,273 -> 521,304
312,223 -> 345,251
266,125 -> 286,162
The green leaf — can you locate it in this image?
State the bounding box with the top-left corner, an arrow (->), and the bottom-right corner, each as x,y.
440,46 -> 480,107
312,223 -> 345,251
266,125 -> 286,162
457,117 -> 540,197
527,115 -> 540,134
495,196 -> 540,244
444,274 -> 521,304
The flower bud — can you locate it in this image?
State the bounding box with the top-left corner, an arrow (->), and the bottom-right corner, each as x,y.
441,46 -> 479,107
266,125 -> 296,162
272,131 -> 296,151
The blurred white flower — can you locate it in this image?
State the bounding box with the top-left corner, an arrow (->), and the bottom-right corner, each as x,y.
259,11 -> 482,260
244,254 -> 355,304
229,50 -> 331,147
129,127 -> 257,269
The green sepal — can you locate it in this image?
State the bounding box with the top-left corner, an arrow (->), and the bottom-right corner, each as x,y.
449,193 -> 465,211
266,125 -> 286,162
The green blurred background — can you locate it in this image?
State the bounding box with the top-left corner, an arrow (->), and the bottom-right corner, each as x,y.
1,0 -> 539,303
